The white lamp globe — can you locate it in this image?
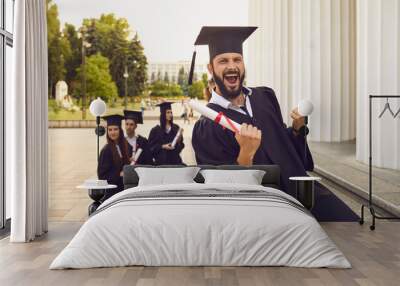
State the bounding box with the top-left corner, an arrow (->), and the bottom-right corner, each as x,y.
298,99 -> 314,116
89,97 -> 106,117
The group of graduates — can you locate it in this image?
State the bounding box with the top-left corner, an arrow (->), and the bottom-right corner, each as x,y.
97,25 -> 316,205
97,102 -> 184,201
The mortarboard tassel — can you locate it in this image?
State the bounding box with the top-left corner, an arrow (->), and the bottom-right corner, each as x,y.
188,50 -> 197,85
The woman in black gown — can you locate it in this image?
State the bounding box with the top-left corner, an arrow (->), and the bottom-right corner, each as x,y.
148,102 -> 185,165
97,114 -> 132,201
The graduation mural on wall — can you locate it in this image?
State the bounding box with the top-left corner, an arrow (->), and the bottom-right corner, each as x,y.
90,25 -> 359,221
95,26 -> 315,195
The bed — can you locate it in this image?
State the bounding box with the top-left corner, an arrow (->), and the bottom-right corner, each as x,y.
50,165 -> 350,269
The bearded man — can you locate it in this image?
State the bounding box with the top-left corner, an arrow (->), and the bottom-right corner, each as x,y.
191,26 -> 313,195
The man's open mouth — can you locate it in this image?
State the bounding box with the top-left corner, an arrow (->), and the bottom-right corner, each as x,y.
224,73 -> 240,87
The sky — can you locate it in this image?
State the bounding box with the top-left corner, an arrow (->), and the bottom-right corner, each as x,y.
54,0 -> 249,64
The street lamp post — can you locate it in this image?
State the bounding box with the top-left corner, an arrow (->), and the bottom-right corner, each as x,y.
89,98 -> 107,163
123,65 -> 129,109
79,27 -> 91,120
81,40 -> 87,120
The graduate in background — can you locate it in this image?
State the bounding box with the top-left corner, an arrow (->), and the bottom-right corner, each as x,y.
203,78 -> 216,102
97,114 -> 132,201
123,110 -> 153,165
148,102 -> 185,165
190,26 -> 313,195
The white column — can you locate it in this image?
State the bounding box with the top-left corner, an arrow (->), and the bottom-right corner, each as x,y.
356,0 -> 400,170
248,0 -> 356,142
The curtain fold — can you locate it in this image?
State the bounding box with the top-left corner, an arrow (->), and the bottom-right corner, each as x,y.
10,0 -> 48,242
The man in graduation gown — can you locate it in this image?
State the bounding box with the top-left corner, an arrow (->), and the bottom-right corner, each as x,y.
148,102 -> 185,165
190,26 -> 312,195
123,109 -> 153,165
191,26 -> 358,222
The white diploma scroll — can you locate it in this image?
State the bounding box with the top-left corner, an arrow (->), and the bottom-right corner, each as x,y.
188,99 -> 241,133
171,128 -> 183,148
130,148 -> 143,165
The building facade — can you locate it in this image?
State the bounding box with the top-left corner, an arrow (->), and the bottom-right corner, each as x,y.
147,61 -> 209,83
248,0 -> 400,170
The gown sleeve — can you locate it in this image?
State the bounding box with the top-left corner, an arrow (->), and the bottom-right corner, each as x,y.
97,146 -> 115,183
127,143 -> 133,163
192,117 -> 240,165
266,87 -> 314,171
148,126 -> 163,157
138,136 -> 153,165
174,125 -> 185,154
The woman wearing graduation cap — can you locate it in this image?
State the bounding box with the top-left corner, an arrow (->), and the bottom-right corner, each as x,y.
97,114 -> 133,201
123,109 -> 153,165
148,102 -> 185,165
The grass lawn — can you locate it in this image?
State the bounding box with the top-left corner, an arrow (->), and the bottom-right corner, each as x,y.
49,102 -> 142,120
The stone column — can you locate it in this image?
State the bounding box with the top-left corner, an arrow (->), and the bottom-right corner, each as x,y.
248,0 -> 356,142
356,0 -> 400,170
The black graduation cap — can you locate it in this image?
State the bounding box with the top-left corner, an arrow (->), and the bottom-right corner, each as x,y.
156,101 -> 174,112
188,26 -> 257,85
123,110 -> 143,124
102,114 -> 124,127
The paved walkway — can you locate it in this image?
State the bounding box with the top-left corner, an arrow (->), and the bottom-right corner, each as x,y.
310,140 -> 400,216
48,122 -> 399,222
48,118 -> 196,222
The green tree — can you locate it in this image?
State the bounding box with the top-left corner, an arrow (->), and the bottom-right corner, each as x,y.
149,81 -> 183,98
177,67 -> 185,86
201,73 -> 208,87
63,23 -> 81,96
75,53 -> 118,103
164,72 -> 170,83
81,14 -> 147,98
169,83 -> 184,97
47,0 -> 69,98
150,72 -> 156,83
188,80 -> 205,99
157,71 -> 162,81
122,34 -> 148,98
177,66 -> 190,95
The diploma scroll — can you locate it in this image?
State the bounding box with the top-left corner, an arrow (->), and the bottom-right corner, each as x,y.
171,128 -> 183,148
188,100 -> 241,133
130,148 -> 143,165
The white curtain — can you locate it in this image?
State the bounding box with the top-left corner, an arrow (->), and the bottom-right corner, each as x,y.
248,0 -> 357,142
9,0 -> 48,242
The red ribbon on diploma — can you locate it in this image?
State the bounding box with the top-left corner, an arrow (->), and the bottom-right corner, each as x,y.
214,112 -> 240,133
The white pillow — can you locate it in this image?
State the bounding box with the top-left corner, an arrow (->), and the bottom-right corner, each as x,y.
135,167 -> 200,186
200,169 -> 266,185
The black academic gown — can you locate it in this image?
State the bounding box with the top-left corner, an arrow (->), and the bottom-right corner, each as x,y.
97,143 -> 132,201
148,123 -> 185,165
192,87 -> 314,196
128,135 -> 154,165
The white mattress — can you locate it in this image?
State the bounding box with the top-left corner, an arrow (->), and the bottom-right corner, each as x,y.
50,183 -> 351,269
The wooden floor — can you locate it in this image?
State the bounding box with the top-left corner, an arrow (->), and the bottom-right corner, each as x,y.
1,129 -> 397,285
0,221 -> 399,286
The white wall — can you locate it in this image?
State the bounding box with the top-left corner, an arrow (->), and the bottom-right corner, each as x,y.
248,0 -> 356,142
356,0 -> 400,169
